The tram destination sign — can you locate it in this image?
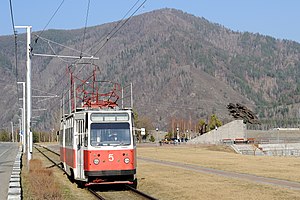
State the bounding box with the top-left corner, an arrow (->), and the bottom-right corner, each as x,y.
91,113 -> 129,122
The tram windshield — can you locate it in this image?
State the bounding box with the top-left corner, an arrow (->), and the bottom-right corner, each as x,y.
90,123 -> 131,146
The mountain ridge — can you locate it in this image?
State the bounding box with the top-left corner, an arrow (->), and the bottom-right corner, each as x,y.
1,8 -> 300,131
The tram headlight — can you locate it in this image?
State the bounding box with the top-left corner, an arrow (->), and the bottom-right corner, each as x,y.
124,157 -> 130,164
93,158 -> 100,165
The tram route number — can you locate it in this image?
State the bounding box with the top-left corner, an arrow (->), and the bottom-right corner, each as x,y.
108,154 -> 114,161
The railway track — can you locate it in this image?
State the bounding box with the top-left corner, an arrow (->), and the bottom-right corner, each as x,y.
34,144 -> 158,200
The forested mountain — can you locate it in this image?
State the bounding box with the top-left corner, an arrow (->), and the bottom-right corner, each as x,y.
1,8 -> 300,132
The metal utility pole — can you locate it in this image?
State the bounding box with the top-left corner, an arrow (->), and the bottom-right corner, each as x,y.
17,82 -> 26,152
15,26 -> 32,164
11,122 -> 14,142
14,26 -> 98,168
130,82 -> 133,108
121,87 -> 124,109
121,83 -> 133,109
32,53 -> 98,60
19,118 -> 22,142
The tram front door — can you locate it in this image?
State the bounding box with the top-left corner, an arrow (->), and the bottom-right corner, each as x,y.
76,119 -> 85,180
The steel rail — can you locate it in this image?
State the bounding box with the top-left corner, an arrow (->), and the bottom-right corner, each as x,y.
34,145 -> 64,172
35,143 -> 60,156
87,188 -> 106,200
126,185 -> 158,200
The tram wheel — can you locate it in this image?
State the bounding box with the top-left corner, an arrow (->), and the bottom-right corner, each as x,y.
132,179 -> 138,189
69,169 -> 75,183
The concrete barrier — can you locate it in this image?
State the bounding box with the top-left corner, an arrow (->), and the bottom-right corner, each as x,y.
7,146 -> 22,200
188,120 -> 245,144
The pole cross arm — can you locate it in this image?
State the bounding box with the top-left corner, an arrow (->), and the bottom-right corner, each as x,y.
32,53 -> 99,60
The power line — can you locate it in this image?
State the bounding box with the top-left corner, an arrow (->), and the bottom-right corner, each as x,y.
32,87 -> 59,97
33,0 -> 65,46
47,41 -> 72,63
8,0 -> 16,35
29,0 -> 148,129
65,0 -> 147,69
18,0 -> 146,88
33,33 -> 94,57
89,0 -> 147,58
80,0 -> 91,58
34,34 -> 79,54
87,0 -> 142,55
8,0 -> 17,76
9,0 -> 21,110
29,32 -> 95,94
47,0 -> 148,79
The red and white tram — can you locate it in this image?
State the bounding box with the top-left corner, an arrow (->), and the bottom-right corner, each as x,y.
59,63 -> 137,187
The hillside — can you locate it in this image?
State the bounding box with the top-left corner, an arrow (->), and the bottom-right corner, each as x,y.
1,8 -> 300,132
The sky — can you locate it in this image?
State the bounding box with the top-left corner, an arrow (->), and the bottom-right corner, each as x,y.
1,0 -> 300,43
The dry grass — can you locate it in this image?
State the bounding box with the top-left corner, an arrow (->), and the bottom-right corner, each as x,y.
21,144 -> 300,200
204,144 -> 236,153
137,161 -> 300,200
22,159 -> 62,200
137,144 -> 300,200
137,145 -> 300,182
21,149 -> 95,200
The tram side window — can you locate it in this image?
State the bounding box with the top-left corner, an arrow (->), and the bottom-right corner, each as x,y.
84,133 -> 88,147
65,127 -> 73,146
66,128 -> 69,146
71,127 -> 73,146
133,132 -> 136,146
59,130 -> 63,145
76,120 -> 87,147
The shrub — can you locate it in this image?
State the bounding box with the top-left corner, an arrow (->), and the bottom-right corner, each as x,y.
0,130 -> 10,141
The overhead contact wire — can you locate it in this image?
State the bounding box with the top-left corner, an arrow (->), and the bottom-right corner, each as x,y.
33,0 -> 65,47
9,0 -> 17,75
33,0 -> 148,127
33,34 -> 93,57
9,0 -> 21,108
66,0 -> 147,113
87,0 -> 142,54
68,0 -> 146,70
80,0 -> 91,58
91,0 -> 147,59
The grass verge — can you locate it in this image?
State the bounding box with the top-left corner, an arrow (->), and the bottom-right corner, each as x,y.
22,158 -> 62,200
21,148 -> 94,200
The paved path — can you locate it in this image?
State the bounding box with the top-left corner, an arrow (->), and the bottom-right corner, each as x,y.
0,142 -> 19,200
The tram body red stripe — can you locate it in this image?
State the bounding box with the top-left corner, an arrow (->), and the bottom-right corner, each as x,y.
84,149 -> 135,171
60,147 -> 76,168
